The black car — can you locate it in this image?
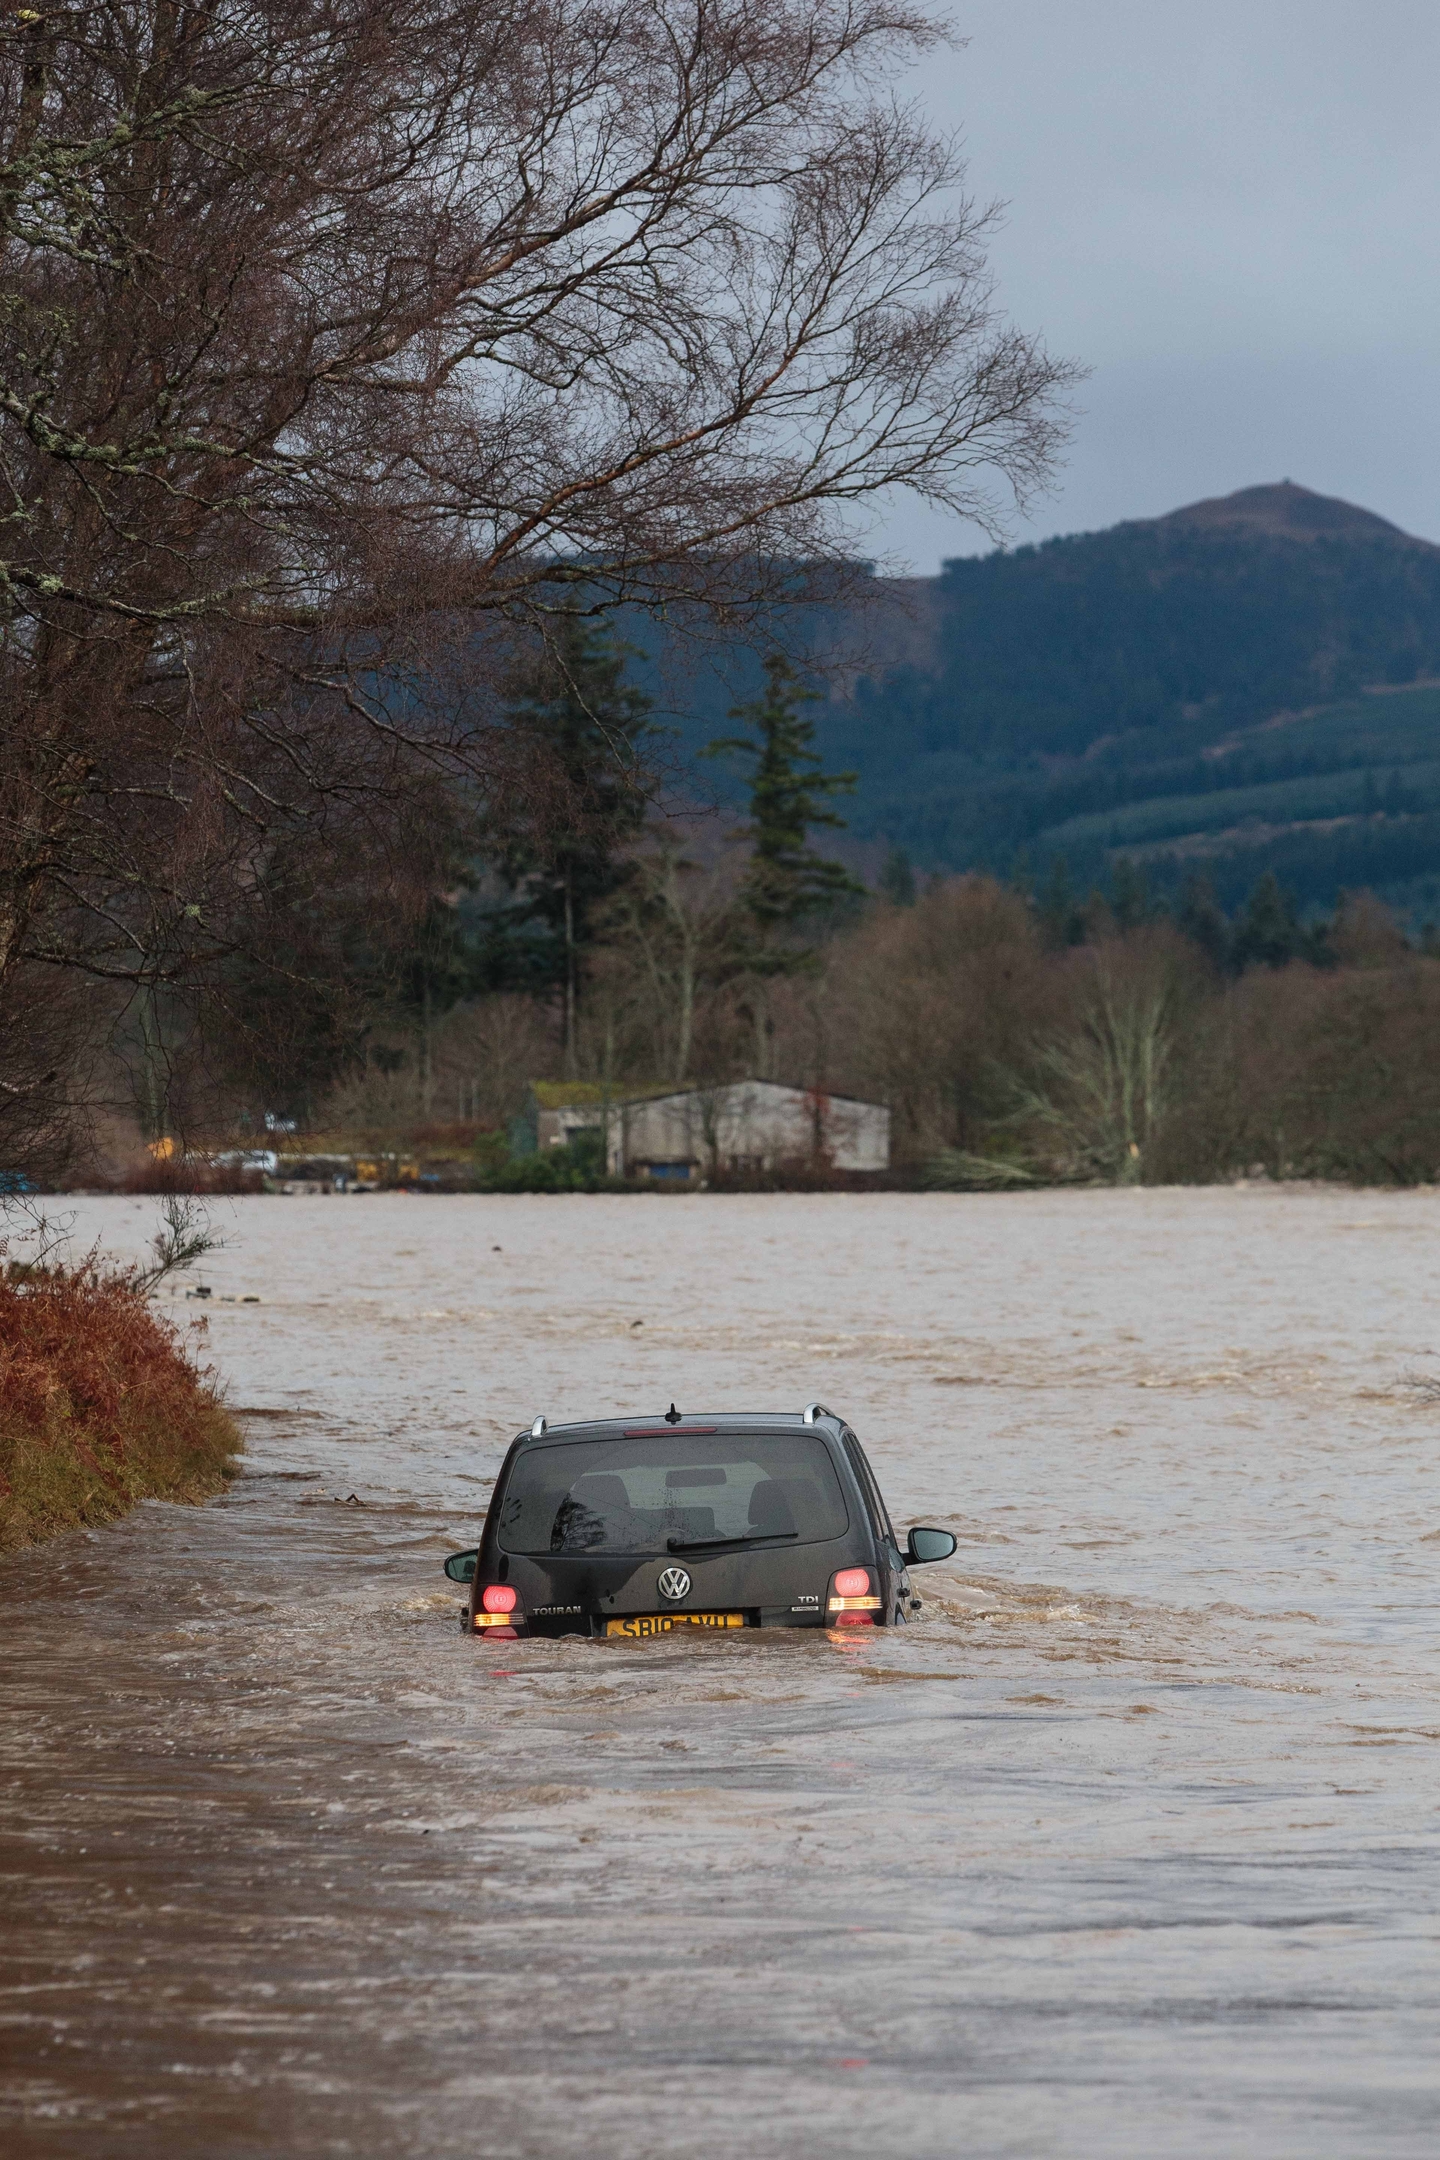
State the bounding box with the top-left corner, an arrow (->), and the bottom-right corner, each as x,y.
443,1403 -> 957,1640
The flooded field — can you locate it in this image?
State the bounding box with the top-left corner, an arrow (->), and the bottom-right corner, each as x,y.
3,1188 -> 1439,2157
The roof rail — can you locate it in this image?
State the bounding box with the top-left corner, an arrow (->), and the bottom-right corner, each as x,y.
529,1414 -> 548,1438
801,1401 -> 836,1425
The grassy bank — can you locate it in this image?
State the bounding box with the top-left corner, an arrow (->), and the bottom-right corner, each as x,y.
0,1265 -> 242,1553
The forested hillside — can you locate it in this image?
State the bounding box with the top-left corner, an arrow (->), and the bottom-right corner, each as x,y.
639,483 -> 1440,922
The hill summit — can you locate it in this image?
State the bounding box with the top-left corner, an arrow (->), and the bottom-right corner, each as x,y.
636,477 -> 1440,923
1143,479 -> 1417,546
802,478 -> 1440,921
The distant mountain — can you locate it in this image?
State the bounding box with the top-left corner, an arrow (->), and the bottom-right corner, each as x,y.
632,483 -> 1440,925
1147,479 -> 1419,545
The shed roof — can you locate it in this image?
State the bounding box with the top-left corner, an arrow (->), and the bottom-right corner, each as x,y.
529,1079 -> 672,1111
532,1077 -> 888,1114
624,1078 -> 889,1113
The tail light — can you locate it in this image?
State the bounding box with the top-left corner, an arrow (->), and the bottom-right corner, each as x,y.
827,1566 -> 881,1626
473,1582 -> 522,1636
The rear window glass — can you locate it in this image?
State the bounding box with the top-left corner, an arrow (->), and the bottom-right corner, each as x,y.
496,1431 -> 851,1556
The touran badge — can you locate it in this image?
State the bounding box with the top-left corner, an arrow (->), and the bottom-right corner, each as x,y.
657,1567 -> 691,1601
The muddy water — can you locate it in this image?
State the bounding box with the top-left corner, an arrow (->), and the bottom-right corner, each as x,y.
2,1189 -> 1439,2158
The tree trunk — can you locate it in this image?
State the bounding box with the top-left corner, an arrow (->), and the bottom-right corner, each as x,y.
563,869 -> 577,1078
753,983 -> 774,1080
138,984 -> 167,1144
676,935 -> 695,1084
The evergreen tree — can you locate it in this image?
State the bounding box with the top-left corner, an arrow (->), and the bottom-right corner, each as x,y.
486,615 -> 657,1065
879,845 -> 917,907
1037,854 -> 1085,948
1109,856 -> 1152,930
704,654 -> 860,1076
1177,873 -> 1231,973
395,889 -> 480,1119
706,655 -> 860,931
1230,871 -> 1328,971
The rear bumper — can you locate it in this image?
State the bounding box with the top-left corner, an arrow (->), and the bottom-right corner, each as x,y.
467,1606 -> 882,1639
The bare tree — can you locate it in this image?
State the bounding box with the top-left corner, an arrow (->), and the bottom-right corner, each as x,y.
133,1193 -> 222,1290
821,874 -> 1054,1160
1,0 -> 1073,1165
0,949 -> 100,1182
598,841 -> 747,1082
1001,935 -> 1192,1184
431,993 -> 560,1130
3,1 -> 1072,627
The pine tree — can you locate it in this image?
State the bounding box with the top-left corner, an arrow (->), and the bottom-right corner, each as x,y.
705,654 -> 860,1075
1230,871 -> 1327,971
707,656 -> 860,929
879,845 -> 917,907
1037,854 -> 1084,948
487,615 -> 657,1067
1109,856 -> 1151,930
1177,874 -> 1231,973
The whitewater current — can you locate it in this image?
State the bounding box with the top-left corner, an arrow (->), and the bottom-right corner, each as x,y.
2,1187 -> 1438,2157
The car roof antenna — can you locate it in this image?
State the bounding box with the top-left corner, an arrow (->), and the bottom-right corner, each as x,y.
664,1402 -> 682,1425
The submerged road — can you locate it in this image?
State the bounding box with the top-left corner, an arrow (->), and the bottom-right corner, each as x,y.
3,1190 -> 1438,2157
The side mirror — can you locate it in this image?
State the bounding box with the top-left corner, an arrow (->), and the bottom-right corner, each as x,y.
905,1526 -> 957,1565
443,1549 -> 478,1583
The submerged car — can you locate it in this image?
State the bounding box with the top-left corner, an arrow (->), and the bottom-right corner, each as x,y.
443,1404 -> 957,1640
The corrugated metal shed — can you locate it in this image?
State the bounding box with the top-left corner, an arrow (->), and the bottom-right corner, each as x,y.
520,1079 -> 890,1178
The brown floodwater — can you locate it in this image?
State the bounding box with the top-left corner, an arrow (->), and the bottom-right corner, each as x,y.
2,1188 -> 1439,2158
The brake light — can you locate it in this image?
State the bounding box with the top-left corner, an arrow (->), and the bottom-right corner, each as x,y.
473,1583 -> 523,1637
827,1565 -> 881,1621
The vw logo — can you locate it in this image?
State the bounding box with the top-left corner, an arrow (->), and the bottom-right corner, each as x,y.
657,1567 -> 691,1601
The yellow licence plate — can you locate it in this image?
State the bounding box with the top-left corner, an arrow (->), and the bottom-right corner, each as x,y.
605,1613 -> 746,1639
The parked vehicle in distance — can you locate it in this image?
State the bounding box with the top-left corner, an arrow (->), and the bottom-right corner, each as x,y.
443,1404 -> 958,1640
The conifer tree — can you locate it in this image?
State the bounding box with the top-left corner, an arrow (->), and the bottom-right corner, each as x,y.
487,616 -> 657,1067
879,845 -> 917,907
705,654 -> 860,1074
1177,874 -> 1231,973
1230,871 -> 1327,972
1037,855 -> 1084,948
708,657 -> 859,924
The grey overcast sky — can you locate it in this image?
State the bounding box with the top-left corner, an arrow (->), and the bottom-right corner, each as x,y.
872,0 -> 1440,571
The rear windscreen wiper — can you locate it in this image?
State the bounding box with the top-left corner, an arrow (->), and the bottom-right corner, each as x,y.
666,1530 -> 799,1552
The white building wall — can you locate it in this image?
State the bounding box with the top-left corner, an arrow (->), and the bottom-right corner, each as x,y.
607,1081 -> 889,1175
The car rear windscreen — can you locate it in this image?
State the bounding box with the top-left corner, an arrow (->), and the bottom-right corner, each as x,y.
496,1431 -> 851,1556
